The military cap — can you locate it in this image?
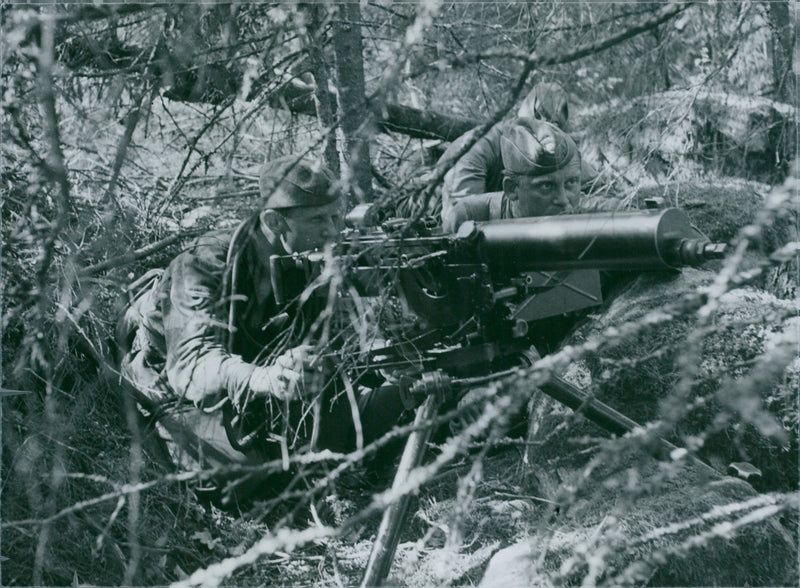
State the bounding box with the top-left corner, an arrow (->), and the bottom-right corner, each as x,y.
517,82 -> 570,132
258,156 -> 340,210
500,118 -> 579,176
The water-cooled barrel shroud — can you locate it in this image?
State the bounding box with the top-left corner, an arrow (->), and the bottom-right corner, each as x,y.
454,208 -> 726,273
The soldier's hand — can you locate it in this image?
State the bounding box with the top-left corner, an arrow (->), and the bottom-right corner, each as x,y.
248,345 -> 321,401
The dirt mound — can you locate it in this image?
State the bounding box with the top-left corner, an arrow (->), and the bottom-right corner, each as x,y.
634,181 -> 798,299
468,266 -> 799,586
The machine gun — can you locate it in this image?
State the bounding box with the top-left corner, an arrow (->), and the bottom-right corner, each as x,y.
272,207 -> 724,382
269,207 -> 726,586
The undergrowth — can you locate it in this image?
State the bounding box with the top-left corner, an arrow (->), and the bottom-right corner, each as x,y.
3,4 -> 799,586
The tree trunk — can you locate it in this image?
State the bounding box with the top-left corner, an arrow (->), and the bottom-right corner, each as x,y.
766,0 -> 795,103
332,1 -> 374,202
304,4 -> 340,175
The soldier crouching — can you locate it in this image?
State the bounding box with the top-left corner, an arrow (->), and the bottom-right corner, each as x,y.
117,156 -> 407,511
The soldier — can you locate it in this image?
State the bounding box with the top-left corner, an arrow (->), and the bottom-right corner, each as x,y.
440,118 -> 624,441
117,156 -> 407,508
438,81 -> 604,223
442,117 -> 619,232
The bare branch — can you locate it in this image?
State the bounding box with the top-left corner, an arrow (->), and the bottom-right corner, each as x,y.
34,15 -> 72,293
79,229 -> 205,276
440,2 -> 691,68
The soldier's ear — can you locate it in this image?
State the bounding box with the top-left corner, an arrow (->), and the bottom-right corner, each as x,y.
260,209 -> 289,236
503,176 -> 518,200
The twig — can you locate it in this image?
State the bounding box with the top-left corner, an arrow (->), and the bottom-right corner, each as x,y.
34,15 -> 72,299
484,491 -> 559,506
32,14 -> 73,585
443,2 -> 691,69
153,94 -> 238,218
79,229 -> 204,276
0,388 -> 34,397
101,41 -> 161,213
191,188 -> 260,201
608,494 -> 799,585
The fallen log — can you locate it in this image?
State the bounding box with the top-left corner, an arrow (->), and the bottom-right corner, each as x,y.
271,78 -> 478,141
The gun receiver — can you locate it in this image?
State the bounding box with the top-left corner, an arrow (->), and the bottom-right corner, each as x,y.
352,210 -> 726,588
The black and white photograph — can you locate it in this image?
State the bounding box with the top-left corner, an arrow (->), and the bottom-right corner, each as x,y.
1,1 -> 798,586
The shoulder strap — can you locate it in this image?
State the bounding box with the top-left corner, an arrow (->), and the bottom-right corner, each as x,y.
224,217 -> 258,353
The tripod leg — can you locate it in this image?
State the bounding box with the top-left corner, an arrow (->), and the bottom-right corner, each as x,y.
361,394 -> 440,587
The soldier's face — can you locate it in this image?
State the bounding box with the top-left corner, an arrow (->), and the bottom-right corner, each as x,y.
281,199 -> 344,252
506,158 -> 581,218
